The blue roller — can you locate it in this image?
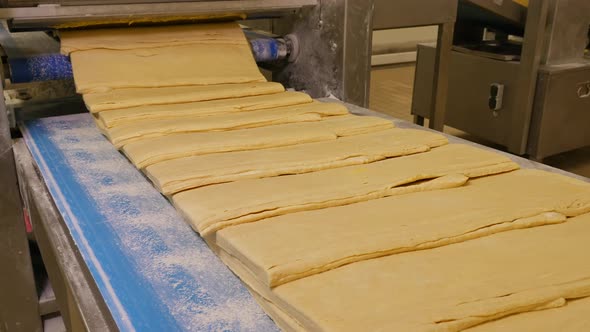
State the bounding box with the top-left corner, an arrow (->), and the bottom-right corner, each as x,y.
9,36 -> 292,83
249,37 -> 285,62
9,54 -> 73,83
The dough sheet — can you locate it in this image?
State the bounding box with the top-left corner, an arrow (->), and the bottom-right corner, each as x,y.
146,128 -> 448,195
173,144 -> 519,236
83,82 -> 285,112
61,22 -> 248,54
104,100 -> 344,148
122,114 -> 394,168
98,91 -> 313,128
216,169 -> 590,287
265,212 -> 590,331
71,43 -> 265,93
466,297 -> 590,332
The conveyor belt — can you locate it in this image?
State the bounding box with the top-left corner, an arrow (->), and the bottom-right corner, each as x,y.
21,113 -> 279,331
19,100 -> 588,331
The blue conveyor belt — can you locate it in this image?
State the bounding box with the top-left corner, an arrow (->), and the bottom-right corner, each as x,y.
21,113 -> 279,332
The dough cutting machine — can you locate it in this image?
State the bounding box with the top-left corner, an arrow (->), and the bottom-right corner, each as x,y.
0,1 -> 586,331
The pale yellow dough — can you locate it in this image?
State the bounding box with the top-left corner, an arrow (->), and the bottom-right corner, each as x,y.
104,101 -> 346,148
83,82 -> 285,113
466,297 -> 590,332
174,144 -> 519,236
60,22 -> 248,54
266,212 -> 590,331
216,169 -> 590,288
146,128 -> 448,195
98,91 -> 312,128
71,43 -> 265,93
122,114 -> 394,168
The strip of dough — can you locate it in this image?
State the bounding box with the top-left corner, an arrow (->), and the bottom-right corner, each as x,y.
466,297 -> 590,332
216,169 -> 590,288
61,22 -> 247,54
98,91 -> 312,128
83,82 -> 285,113
122,114 -> 394,168
147,128 -> 448,194
146,128 -> 448,195
174,144 -> 519,236
105,101 -> 346,148
71,43 -> 265,93
268,212 -> 590,331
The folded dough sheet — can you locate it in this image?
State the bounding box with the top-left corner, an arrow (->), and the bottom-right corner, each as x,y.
173,144 -> 519,236
64,23 -> 266,93
216,212 -> 590,331
215,169 -> 590,288
102,100 -> 349,148
97,91 -> 313,128
146,128 -> 449,195
122,114 -> 394,168
83,82 -> 285,113
466,297 -> 590,332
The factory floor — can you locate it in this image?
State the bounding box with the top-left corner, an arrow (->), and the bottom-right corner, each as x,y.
369,64 -> 590,179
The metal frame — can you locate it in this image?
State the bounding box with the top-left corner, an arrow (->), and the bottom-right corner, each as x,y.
506,0 -> 549,154
412,0 -> 590,159
0,0 -> 317,30
372,0 -> 457,131
13,139 -> 118,332
272,0 -> 375,107
0,77 -> 41,332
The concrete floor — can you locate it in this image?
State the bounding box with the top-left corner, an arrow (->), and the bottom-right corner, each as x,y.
369,64 -> 590,178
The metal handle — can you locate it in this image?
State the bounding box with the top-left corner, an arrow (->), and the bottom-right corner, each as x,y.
577,82 -> 590,98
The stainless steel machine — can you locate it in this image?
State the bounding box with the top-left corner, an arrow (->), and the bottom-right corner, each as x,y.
412,0 -> 590,160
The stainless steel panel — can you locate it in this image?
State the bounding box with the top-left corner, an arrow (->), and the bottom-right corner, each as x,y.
412,46 -> 520,145
0,73 -> 41,332
0,0 -> 317,30
542,0 -> 590,65
2,0 -> 220,7
412,43 -> 437,120
458,0 -> 526,32
528,64 -> 590,159
373,0 -> 457,30
428,21 -> 454,131
273,0 -> 374,107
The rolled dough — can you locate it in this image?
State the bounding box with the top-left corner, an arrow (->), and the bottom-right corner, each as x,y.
104,101 -> 347,148
122,114 -> 394,168
71,43 -> 265,93
466,297 -> 590,332
146,128 -> 448,195
267,212 -> 590,331
83,82 -> 285,113
61,22 -> 248,54
173,144 -> 519,236
216,169 -> 590,288
98,91 -> 312,128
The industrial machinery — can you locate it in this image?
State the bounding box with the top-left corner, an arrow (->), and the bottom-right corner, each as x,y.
412,0 -> 590,160
1,0 -> 584,331
0,1 -> 457,330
